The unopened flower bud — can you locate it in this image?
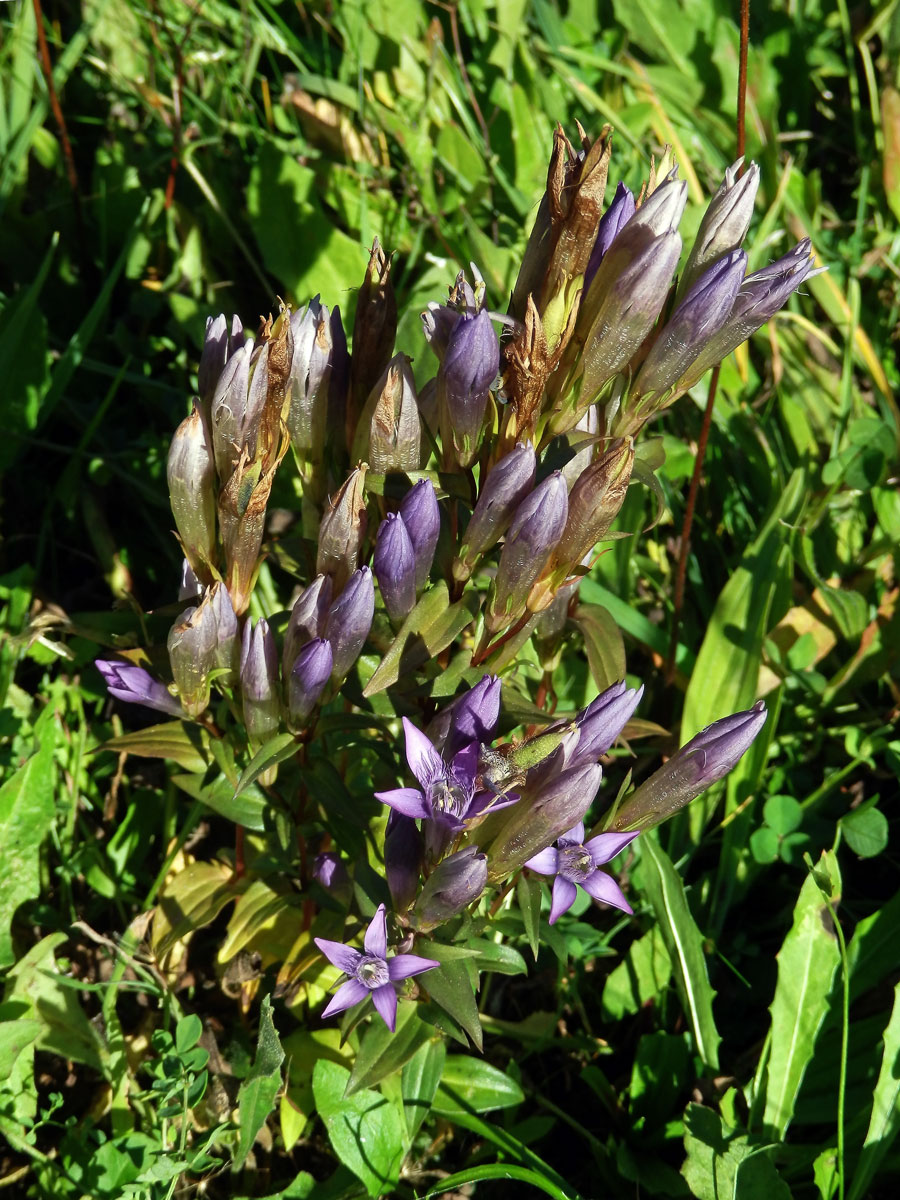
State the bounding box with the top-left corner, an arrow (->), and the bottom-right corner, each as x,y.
584,183 -> 636,291
486,472 -> 568,632
445,675 -> 502,759
437,308 -> 499,468
282,574 -> 333,683
347,239 -> 397,445
454,442 -> 536,581
288,638 -> 333,726
353,354 -> 421,473
681,159 -> 760,296
399,479 -> 440,592
313,851 -> 350,895
563,681 -> 644,770
240,617 -> 280,744
286,298 -> 334,469
628,175 -> 688,236
373,513 -> 417,623
411,846 -> 488,931
316,465 -> 368,594
207,581 -> 239,686
167,601 -> 218,717
198,314 -> 228,406
95,659 -> 184,718
611,701 -> 767,833
324,565 -> 374,679
167,406 -> 217,582
385,812 -> 423,914
210,337 -> 254,481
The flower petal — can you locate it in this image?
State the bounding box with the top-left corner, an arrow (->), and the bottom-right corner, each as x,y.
581,869 -> 633,914
403,717 -> 444,787
364,904 -> 388,958
584,830 -> 639,865
450,741 -> 479,789
314,938 -> 361,976
321,978 -> 369,1019
558,821 -> 585,846
466,788 -> 519,820
549,876 -> 578,924
370,983 -> 398,1031
375,787 -> 430,819
524,847 -> 559,875
387,953 -> 441,982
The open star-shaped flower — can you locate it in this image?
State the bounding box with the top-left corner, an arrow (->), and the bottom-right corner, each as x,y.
525,823 -> 638,924
313,904 -> 439,1032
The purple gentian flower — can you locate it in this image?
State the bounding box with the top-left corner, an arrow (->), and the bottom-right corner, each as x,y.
314,904 -> 439,1031
525,822 -> 638,924
95,659 -> 183,718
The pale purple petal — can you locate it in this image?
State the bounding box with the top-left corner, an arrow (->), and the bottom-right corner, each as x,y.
371,983 -> 398,1031
584,830 -> 639,865
322,978 -> 369,1019
524,847 -> 559,875
388,954 -> 441,981
375,787 -> 431,819
581,869 -> 633,914
314,938 -> 361,976
466,788 -> 519,819
364,904 -> 388,958
403,717 -> 445,787
549,876 -> 578,924
450,741 -> 479,789
558,822 -> 585,846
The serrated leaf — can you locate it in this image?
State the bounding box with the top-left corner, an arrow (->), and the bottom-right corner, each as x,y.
0,705 -> 57,967
235,995 -> 285,1169
639,833 -> 720,1070
172,771 -> 268,830
416,940 -> 482,1051
433,1055 -> 524,1116
100,721 -> 209,773
759,851 -> 841,1138
345,1000 -> 432,1096
363,582 -> 480,697
312,1059 -> 405,1197
233,733 -> 298,800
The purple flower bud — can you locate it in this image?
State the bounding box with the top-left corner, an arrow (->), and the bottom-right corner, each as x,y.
631,250 -> 747,404
287,298 -> 335,466
373,514 -> 417,623
288,638 -> 333,726
167,405 -> 217,582
95,659 -> 184,718
411,846 -> 488,932
316,465 -> 368,595
629,175 -> 688,236
421,302 -> 460,361
677,241 -> 821,394
487,471 -> 569,633
584,183 -> 636,291
437,308 -> 499,467
282,574 -> 333,683
384,812 -> 423,914
324,565 -> 375,679
198,314 -> 228,406
454,442 -> 537,581
611,701 -> 768,833
563,681 -> 644,769
399,479 -> 440,592
207,581 -> 239,686
681,159 -> 760,295
313,851 -> 350,893
544,438 -> 634,585
210,337 -> 254,481
240,617 -> 280,743
445,675 -> 502,760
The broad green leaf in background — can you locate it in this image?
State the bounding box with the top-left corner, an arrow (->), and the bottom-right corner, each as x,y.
433,1055 -> 525,1117
416,939 -> 483,1051
217,879 -> 296,964
312,1059 -> 405,1198
425,1164 -> 580,1200
757,851 -> 842,1139
638,833 -> 720,1070
601,924 -> 673,1021
516,874 -> 542,960
235,995 -> 285,1169
101,721 -> 210,774
400,1036 -> 446,1142
346,1000 -> 432,1096
681,1103 -> 791,1200
0,705 -> 57,967
847,982 -> 900,1200
152,860 -> 237,958
233,733 -> 298,799
172,771 -> 269,831
573,602 -> 627,693
841,803 -> 889,858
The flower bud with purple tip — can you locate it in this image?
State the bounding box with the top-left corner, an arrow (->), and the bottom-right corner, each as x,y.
411,846 -> 488,932
207,581 -> 239,686
611,701 -> 768,833
288,638 -> 333,727
629,175 -> 688,236
437,308 -> 499,468
453,442 -> 537,582
198,314 -> 228,407
210,337 -> 254,482
384,812 -> 423,915
241,617 -> 280,744
95,660 -> 184,718
399,479 -> 440,591
282,574 -> 333,683
353,354 -> 421,473
167,405 -> 217,583
373,513 -> 417,623
316,465 -> 368,595
584,182 -> 636,292
680,159 -> 760,296
286,298 -> 335,474
324,565 -> 375,679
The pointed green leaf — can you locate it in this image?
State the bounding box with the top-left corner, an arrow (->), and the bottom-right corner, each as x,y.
401,1036 -> 446,1142
312,1059 -> 405,1198
101,721 -> 210,773
433,1055 -> 524,1116
517,875 -> 542,961
847,982 -> 900,1200
235,995 -> 285,1169
345,1000 -> 432,1097
572,603 -> 626,693
172,772 -> 268,830
416,940 -> 482,1051
233,733 -> 298,800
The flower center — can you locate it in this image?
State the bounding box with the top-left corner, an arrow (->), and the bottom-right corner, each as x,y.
356,955 -> 389,989
427,776 -> 470,821
558,844 -> 594,883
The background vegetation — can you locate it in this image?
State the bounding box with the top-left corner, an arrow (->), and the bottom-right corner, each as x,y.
1,0 -> 898,1197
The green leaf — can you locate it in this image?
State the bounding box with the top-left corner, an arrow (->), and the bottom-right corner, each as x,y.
0,705 -> 57,967
401,1037 -> 446,1142
416,940 -> 483,1051
101,721 -> 209,773
681,1103 -> 791,1200
0,1017 -> 41,1079
517,875 -> 542,961
841,805 -> 889,858
172,771 -> 269,830
638,833 -> 720,1070
466,938 -> 527,977
433,1056 -> 524,1116
345,1001 -> 432,1097
218,880 -> 295,964
152,860 -> 237,958
312,1059 -> 405,1198
759,851 -> 842,1138
425,1164 -> 579,1200
763,794 -> 803,836
750,826 -> 781,864
572,603 -> 626,693
848,982 -> 900,1200
362,582 -> 480,697
175,1014 -> 203,1054
0,237 -> 54,473
235,995 -> 285,1169
233,733 -> 298,800
601,924 -> 672,1021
